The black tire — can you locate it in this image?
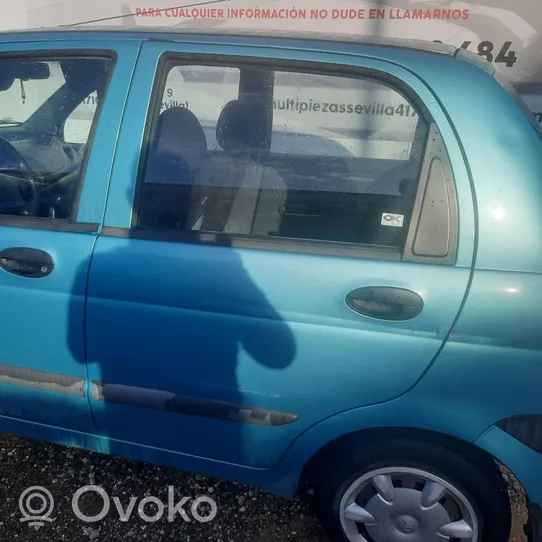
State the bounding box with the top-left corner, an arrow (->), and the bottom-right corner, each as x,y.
310,436 -> 511,542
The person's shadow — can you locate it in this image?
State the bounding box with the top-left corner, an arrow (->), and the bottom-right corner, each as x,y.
67,183 -> 297,470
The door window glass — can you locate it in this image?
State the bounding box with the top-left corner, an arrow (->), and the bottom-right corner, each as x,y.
271,70 -> 419,159
0,55 -> 114,220
161,65 -> 240,149
135,60 -> 429,250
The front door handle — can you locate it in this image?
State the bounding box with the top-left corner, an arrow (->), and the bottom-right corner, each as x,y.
346,286 -> 423,321
0,247 -> 54,278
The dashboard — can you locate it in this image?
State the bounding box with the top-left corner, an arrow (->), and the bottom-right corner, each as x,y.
9,136 -> 85,178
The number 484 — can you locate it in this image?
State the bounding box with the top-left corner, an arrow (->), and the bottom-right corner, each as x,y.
433,40 -> 517,67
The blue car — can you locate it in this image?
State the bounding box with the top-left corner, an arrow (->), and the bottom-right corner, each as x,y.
0,26 -> 541,542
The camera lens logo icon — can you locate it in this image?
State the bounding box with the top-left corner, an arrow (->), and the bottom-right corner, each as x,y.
19,487 -> 55,529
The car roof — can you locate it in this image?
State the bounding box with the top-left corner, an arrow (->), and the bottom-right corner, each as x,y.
0,25 -> 495,75
0,24 -> 458,55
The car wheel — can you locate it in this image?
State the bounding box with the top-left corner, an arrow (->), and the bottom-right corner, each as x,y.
311,437 -> 511,542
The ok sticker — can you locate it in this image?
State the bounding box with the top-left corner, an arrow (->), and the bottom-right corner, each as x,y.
381,213 -> 404,227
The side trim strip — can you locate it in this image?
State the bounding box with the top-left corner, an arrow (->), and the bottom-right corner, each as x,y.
92,381 -> 298,426
0,364 -> 85,396
0,216 -> 99,233
0,365 -> 298,425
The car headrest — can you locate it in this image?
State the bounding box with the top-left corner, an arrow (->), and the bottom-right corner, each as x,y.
152,106 -> 207,172
216,99 -> 270,153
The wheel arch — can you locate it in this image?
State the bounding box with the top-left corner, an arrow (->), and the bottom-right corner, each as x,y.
297,426 -> 515,495
295,425 -> 515,542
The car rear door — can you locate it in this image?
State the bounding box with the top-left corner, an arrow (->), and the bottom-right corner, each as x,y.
0,38 -> 140,434
85,40 -> 476,469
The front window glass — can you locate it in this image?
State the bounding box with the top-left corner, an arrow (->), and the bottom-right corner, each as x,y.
0,55 -> 114,220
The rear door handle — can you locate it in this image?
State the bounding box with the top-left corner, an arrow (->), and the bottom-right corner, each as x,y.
0,247 -> 54,278
346,286 -> 423,321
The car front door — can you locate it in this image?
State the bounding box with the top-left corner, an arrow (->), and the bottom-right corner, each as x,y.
0,39 -> 139,435
85,40 -> 475,469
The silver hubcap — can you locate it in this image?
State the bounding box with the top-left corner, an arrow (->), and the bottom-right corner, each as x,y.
338,467 -> 479,542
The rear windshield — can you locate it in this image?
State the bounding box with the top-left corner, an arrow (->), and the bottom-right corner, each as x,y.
495,72 -> 542,139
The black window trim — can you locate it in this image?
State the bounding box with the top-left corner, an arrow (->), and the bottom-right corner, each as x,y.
0,48 -> 118,233
118,50 -> 458,263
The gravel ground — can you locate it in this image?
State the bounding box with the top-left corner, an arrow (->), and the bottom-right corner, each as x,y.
0,433 -> 528,542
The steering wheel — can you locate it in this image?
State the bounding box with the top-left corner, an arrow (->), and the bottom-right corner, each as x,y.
0,136 -> 39,217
